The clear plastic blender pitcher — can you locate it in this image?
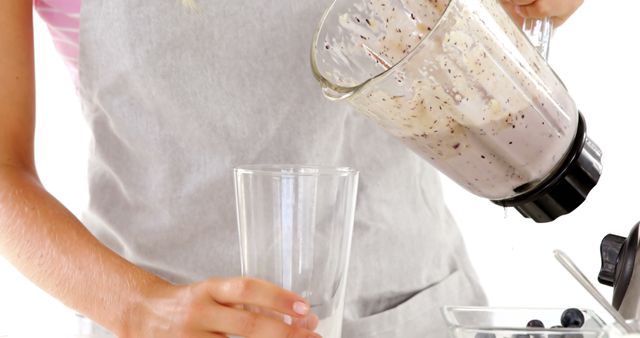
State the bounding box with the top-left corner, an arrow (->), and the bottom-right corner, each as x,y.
311,0 -> 602,222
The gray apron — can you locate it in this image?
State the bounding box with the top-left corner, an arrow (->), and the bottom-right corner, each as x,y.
78,0 -> 487,336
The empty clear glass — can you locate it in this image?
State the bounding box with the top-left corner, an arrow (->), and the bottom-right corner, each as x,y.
234,165 -> 359,338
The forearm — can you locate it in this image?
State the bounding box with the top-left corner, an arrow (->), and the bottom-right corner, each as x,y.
0,1 -> 167,335
0,166 -> 167,335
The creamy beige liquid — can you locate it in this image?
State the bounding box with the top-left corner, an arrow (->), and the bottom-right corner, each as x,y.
316,0 -> 578,199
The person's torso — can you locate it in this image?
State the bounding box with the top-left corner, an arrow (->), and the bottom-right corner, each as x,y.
43,0 -> 488,336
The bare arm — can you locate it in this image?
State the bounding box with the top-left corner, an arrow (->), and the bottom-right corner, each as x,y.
0,0 -> 166,333
0,2 -> 318,337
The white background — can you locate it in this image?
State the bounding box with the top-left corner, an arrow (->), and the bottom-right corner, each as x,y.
1,1 -> 640,334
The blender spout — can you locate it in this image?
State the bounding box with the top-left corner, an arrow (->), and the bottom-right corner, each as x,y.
321,84 -> 354,101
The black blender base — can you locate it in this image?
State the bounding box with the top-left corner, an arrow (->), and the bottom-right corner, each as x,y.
492,113 -> 602,223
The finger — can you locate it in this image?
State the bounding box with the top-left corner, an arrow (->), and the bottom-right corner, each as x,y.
515,0 -> 583,23
500,2 -> 525,27
184,332 -> 228,338
207,278 -> 311,318
508,0 -> 535,5
515,2 -> 551,19
207,304 -> 322,338
551,0 -> 583,26
293,313 -> 320,331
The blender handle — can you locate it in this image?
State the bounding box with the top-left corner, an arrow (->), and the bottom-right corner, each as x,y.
522,17 -> 553,60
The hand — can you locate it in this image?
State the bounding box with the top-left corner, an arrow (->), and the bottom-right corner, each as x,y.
501,0 -> 583,27
123,277 -> 321,338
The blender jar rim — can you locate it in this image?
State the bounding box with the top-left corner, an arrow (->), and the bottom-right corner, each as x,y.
310,0 -> 457,100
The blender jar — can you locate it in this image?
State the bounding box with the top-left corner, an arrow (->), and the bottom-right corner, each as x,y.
311,0 -> 602,222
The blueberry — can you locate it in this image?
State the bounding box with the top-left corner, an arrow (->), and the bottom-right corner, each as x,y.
548,325 -> 565,338
560,308 -> 585,328
526,319 -> 545,328
474,333 -> 496,338
524,320 -> 545,338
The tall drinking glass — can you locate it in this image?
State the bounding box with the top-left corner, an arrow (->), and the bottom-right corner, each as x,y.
234,165 -> 359,338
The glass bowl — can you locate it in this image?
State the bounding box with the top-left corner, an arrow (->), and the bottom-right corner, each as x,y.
443,306 -> 608,338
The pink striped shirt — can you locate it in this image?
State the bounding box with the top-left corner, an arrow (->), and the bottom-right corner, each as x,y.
34,0 -> 82,83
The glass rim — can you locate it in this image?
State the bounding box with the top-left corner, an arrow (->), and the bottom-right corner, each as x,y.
234,164 -> 358,176
310,0 -> 456,99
